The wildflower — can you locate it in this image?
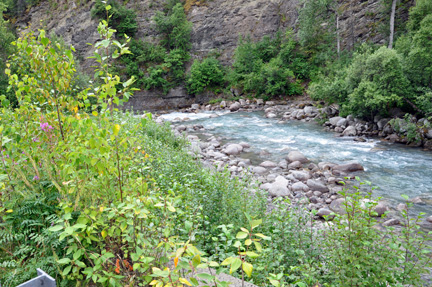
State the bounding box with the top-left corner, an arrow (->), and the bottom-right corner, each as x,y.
40,122 -> 54,132
33,137 -> 39,142
33,175 -> 39,181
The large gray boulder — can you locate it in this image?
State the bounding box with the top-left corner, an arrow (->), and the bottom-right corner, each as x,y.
332,162 -> 364,173
336,118 -> 348,127
304,106 -> 318,117
229,102 -> 241,111
329,116 -> 343,126
223,144 -> 243,155
252,166 -> 267,175
287,151 -> 309,163
268,176 -> 290,197
291,181 -> 309,192
317,208 -> 335,220
291,170 -> 311,181
330,198 -> 347,214
306,179 -> 329,192
260,161 -> 278,168
342,126 -> 357,136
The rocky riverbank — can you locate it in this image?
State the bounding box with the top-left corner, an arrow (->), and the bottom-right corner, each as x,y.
154,98 -> 432,230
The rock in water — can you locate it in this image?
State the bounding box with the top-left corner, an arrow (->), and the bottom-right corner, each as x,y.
229,102 -> 241,111
287,151 -> 309,163
223,144 -> 243,155
332,162 -> 364,173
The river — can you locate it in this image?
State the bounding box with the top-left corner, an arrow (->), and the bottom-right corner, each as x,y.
161,110 -> 432,215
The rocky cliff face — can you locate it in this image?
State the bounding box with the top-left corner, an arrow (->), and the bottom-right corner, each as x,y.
15,0 -> 412,110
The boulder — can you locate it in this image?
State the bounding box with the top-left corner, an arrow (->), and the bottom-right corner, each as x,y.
373,202 -> 389,217
268,176 -> 290,197
304,106 -> 318,117
426,129 -> 432,139
260,182 -> 272,191
377,118 -> 390,130
252,166 -> 267,175
336,118 -> 348,127
191,103 -> 200,110
330,198 -> 347,214
306,179 -> 329,193
287,151 -> 309,163
220,101 -> 227,108
288,161 -> 302,170
291,170 -> 311,181
266,112 -> 277,118
410,196 -> 425,205
260,161 -> 277,168
291,182 -> 309,192
383,218 -> 400,226
229,102 -> 241,111
342,126 -> 357,136
256,99 -> 264,105
427,216 -> 432,223
223,144 -> 243,155
317,208 -> 334,220
329,116 -> 343,126
332,162 -> 364,173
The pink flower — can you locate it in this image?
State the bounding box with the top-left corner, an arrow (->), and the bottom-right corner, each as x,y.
33,175 -> 39,181
40,123 -> 53,132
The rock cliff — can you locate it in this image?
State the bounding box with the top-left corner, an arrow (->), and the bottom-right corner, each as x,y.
15,0 -> 413,110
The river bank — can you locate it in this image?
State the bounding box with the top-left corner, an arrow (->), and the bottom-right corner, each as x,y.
156,98 -> 432,230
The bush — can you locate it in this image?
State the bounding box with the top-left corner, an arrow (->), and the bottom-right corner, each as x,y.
91,0 -> 138,37
154,3 -> 192,51
187,57 -> 225,94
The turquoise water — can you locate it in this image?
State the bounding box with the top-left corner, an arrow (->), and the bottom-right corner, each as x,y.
162,111 -> 432,213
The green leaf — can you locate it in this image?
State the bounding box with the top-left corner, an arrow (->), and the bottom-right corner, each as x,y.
230,258 -> 242,274
245,251 -> 259,258
236,231 -> 248,239
242,262 -> 253,277
57,258 -> 71,265
245,239 -> 252,246
401,194 -> 409,200
221,257 -> 233,266
196,273 -> 214,281
49,225 -> 64,232
62,265 -> 72,276
253,241 -> 262,252
250,219 -> 262,229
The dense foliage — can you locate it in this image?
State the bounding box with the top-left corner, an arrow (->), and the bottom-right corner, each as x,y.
228,32 -> 308,98
308,0 -> 432,120
92,0 -> 138,37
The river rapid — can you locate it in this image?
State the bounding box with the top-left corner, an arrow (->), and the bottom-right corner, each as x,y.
161,110 -> 432,215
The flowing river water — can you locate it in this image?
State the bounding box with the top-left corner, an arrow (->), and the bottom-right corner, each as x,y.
161,110 -> 432,214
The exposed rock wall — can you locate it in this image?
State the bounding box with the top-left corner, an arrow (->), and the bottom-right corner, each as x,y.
15,0 -> 413,110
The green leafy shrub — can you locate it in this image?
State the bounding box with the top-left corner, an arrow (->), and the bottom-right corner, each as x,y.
91,0 -> 138,37
187,57 -> 225,94
229,32 -> 307,98
154,3 -> 192,51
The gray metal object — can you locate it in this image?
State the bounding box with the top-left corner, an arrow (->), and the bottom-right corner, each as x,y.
16,269 -> 56,287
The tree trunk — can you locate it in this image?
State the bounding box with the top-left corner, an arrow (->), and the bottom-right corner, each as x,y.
389,0 -> 397,49
336,13 -> 340,57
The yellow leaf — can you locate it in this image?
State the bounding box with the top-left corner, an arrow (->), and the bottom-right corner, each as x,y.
6,209 -> 13,213
179,278 -> 192,286
99,206 -> 104,212
174,257 -> 179,268
113,124 -> 121,136
92,111 -> 98,116
149,280 -> 158,285
101,230 -> 107,239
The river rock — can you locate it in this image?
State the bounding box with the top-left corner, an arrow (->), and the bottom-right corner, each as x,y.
229,102 -> 241,111
332,162 -> 364,173
377,118 -> 390,130
177,125 -> 187,132
287,151 -> 309,163
383,218 -> 400,226
397,203 -> 407,212
317,208 -> 334,220
291,170 -> 311,181
239,142 -> 250,149
306,179 -> 329,192
318,162 -> 336,170
427,216 -> 432,223
191,104 -> 200,110
223,144 -> 243,155
426,129 -> 432,139
373,202 -> 389,217
265,101 -> 275,106
278,160 -> 288,169
260,182 -> 272,191
329,116 -> 343,126
330,198 -> 347,214
304,106 -> 318,117
268,176 -> 290,197
266,112 -> 277,118
219,101 -> 227,108
410,196 -> 425,204
291,181 -> 309,192
288,161 -> 302,170
252,166 -> 267,175
342,126 -> 357,136
260,161 -> 277,168
336,118 -> 348,127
